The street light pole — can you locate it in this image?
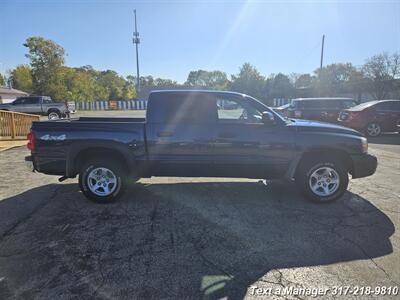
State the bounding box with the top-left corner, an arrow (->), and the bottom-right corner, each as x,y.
319,34 -> 325,73
133,9 -> 140,93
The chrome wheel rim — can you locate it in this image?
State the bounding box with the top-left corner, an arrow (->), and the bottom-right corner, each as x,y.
87,167 -> 117,196
48,112 -> 59,120
309,167 -> 340,197
367,123 -> 381,136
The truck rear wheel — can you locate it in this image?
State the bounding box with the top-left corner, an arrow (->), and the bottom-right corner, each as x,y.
295,157 -> 348,203
48,110 -> 61,120
79,159 -> 126,203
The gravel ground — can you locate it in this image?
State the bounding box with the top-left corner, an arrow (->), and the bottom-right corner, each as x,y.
0,137 -> 399,299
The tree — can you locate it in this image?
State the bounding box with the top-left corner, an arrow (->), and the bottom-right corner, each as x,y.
362,52 -> 400,99
153,78 -> 178,87
230,63 -> 266,100
24,37 -> 65,99
295,74 -> 313,88
10,65 -> 34,93
314,63 -> 359,96
185,70 -> 228,89
0,73 -> 5,86
266,73 -> 295,99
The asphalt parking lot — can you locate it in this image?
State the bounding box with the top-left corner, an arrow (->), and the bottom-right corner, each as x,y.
0,113 -> 399,299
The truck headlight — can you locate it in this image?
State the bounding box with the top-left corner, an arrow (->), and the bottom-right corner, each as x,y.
361,137 -> 368,153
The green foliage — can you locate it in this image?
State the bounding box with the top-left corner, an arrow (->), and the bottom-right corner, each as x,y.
18,37 -> 138,101
362,52 -> 400,99
295,74 -> 313,88
0,73 -> 5,86
11,65 -> 34,93
185,70 -> 228,89
24,37 -> 65,99
230,63 -> 266,100
12,36 -> 400,103
127,75 -> 178,88
266,73 -> 295,99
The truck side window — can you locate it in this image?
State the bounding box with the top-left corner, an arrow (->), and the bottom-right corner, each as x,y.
13,98 -> 25,105
148,93 -> 217,124
217,98 -> 263,124
24,98 -> 40,104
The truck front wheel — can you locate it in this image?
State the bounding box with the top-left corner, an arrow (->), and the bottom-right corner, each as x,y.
79,159 -> 126,203
295,158 -> 349,203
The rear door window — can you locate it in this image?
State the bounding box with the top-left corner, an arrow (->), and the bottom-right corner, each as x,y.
298,100 -> 324,110
376,102 -> 393,111
24,98 -> 40,104
148,93 -> 217,124
13,98 -> 25,105
391,101 -> 400,111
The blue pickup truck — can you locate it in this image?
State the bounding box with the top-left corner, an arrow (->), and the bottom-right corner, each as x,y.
25,90 -> 377,203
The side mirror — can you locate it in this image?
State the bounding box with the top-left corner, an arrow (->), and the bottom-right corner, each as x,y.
262,111 -> 275,126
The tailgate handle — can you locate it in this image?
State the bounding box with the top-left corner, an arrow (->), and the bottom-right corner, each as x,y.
157,131 -> 173,137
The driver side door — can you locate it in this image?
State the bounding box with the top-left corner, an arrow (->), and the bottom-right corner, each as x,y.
213,96 -> 294,179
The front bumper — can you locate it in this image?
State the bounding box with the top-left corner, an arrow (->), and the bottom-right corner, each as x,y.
350,153 -> 377,178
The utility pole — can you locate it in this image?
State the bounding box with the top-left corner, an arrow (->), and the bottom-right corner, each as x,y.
319,34 -> 325,74
133,9 -> 140,93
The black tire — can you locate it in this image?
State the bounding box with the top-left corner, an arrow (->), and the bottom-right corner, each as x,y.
79,159 -> 126,203
365,122 -> 382,137
48,110 -> 61,120
295,157 -> 349,203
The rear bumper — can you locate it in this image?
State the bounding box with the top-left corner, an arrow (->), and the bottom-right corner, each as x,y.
350,153 -> 377,179
25,155 -> 35,172
25,154 -> 65,175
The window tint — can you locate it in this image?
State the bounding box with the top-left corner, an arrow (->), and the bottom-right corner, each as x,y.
148,93 -> 217,123
323,100 -> 342,109
391,101 -> 400,111
297,100 -> 324,109
13,98 -> 25,105
375,102 -> 393,111
24,98 -> 40,104
342,100 -> 357,109
217,97 -> 263,123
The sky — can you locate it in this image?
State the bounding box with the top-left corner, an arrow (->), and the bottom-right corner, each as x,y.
1,0 -> 399,83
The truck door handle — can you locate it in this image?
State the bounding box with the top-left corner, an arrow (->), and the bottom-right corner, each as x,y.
157,131 -> 173,137
218,132 -> 235,138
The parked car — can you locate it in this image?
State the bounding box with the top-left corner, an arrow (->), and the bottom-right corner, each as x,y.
338,100 -> 400,137
0,96 -> 69,119
26,90 -> 376,204
287,98 -> 358,123
272,103 -> 290,117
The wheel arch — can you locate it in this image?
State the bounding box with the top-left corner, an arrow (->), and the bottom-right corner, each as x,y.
288,147 -> 354,180
47,108 -> 61,115
67,145 -> 136,177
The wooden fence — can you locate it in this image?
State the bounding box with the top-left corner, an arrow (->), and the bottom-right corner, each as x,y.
0,110 -> 40,140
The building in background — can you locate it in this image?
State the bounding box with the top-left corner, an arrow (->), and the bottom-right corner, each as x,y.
0,87 -> 29,104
